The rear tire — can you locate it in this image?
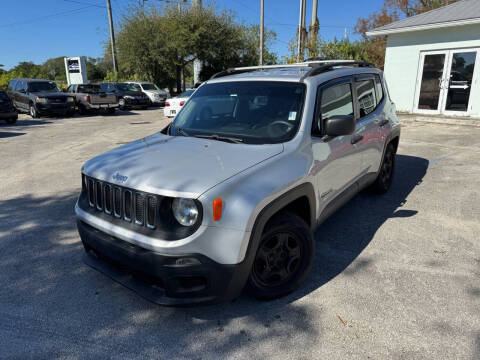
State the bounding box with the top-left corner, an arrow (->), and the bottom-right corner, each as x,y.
371,142 -> 396,194
246,212 -> 314,300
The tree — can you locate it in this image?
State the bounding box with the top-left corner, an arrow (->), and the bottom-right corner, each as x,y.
284,36 -> 369,64
113,3 -> 277,93
355,0 -> 461,68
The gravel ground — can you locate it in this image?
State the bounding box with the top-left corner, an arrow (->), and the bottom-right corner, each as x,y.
0,109 -> 479,359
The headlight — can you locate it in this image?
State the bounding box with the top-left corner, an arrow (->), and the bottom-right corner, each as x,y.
36,97 -> 47,103
172,198 -> 198,226
124,95 -> 133,99
67,97 -> 74,103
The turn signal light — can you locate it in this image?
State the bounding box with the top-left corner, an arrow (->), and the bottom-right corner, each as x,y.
85,95 -> 90,103
213,198 -> 223,221
165,102 -> 170,107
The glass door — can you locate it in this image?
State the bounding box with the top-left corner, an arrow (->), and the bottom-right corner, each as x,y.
415,51 -> 448,114
415,49 -> 479,116
442,50 -> 478,116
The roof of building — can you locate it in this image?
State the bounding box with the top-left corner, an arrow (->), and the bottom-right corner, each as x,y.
366,0 -> 480,36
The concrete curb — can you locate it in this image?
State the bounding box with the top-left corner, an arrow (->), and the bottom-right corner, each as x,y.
397,114 -> 480,127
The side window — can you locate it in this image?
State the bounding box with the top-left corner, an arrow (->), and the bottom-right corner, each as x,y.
313,82 -> 354,135
356,79 -> 376,117
8,80 -> 17,90
67,85 -> 73,93
374,75 -> 384,105
321,83 -> 354,120
15,80 -> 25,91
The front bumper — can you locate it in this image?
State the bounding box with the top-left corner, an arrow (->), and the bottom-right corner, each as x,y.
86,103 -> 119,110
0,110 -> 17,119
77,220 -> 249,306
37,103 -> 75,114
123,98 -> 150,108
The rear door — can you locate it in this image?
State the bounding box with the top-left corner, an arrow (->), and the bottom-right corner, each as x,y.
353,74 -> 387,175
311,76 -> 363,209
14,80 -> 27,111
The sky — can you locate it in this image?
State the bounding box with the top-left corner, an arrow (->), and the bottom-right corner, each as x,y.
0,0 -> 384,70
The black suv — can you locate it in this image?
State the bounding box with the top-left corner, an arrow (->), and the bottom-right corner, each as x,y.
100,82 -> 149,110
7,79 -> 75,118
0,91 -> 18,124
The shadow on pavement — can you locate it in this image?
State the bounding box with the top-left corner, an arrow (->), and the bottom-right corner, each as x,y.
0,119 -> 52,127
0,131 -> 25,138
0,154 -> 428,358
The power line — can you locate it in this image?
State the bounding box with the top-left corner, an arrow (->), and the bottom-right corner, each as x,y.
63,0 -> 106,8
0,5 -> 101,28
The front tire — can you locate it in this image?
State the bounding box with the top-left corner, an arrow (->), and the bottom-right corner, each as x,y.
5,115 -> 17,124
371,142 -> 396,193
29,103 -> 39,118
246,212 -> 314,300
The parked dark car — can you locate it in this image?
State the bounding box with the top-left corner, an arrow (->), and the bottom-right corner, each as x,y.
66,84 -> 118,115
99,82 -> 149,110
0,91 -> 18,124
7,78 -> 75,118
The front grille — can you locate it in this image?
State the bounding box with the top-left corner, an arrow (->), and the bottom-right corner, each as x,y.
84,176 -> 158,229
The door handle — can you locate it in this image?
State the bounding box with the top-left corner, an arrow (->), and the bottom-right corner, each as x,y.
351,134 -> 363,145
378,119 -> 389,127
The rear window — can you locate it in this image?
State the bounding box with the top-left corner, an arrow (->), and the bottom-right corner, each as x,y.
356,79 -> 377,117
374,75 -> 384,105
78,84 -> 101,93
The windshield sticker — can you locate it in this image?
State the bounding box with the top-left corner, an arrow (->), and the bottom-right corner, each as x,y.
288,111 -> 297,121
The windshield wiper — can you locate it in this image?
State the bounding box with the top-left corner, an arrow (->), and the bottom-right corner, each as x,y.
170,124 -> 189,137
193,134 -> 244,144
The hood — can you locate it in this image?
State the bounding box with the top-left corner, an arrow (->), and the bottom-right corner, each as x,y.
82,132 -> 283,198
144,89 -> 167,96
30,91 -> 68,97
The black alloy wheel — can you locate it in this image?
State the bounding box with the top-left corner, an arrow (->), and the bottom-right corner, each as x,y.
371,142 -> 396,193
246,212 -> 314,300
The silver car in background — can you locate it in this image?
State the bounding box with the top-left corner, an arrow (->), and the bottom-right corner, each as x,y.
75,60 -> 400,306
127,81 -> 168,106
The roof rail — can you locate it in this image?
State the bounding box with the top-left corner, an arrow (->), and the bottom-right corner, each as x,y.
299,61 -> 374,81
209,60 -> 374,81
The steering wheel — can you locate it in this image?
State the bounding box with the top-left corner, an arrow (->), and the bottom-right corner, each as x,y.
267,120 -> 294,137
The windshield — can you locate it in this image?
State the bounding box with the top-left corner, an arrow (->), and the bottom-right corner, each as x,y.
28,81 -> 60,93
170,81 -> 306,144
115,83 -> 138,92
142,83 -> 158,90
179,90 -> 194,98
78,84 -> 101,93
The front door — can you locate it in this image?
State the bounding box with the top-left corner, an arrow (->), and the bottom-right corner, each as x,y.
415,49 -> 478,115
442,50 -> 478,116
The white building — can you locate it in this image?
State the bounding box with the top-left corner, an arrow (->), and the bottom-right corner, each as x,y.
367,0 -> 480,117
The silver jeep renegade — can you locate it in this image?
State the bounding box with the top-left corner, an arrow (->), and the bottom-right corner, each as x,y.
75,60 -> 400,305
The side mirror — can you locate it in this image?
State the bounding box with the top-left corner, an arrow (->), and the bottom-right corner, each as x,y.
324,115 -> 356,137
19,89 -> 26,94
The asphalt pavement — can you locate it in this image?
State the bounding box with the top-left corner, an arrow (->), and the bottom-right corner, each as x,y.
0,109 -> 479,359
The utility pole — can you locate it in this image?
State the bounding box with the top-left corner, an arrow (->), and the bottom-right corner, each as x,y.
309,0 -> 319,56
106,0 -> 118,73
192,0 -> 202,85
259,0 -> 264,65
297,0 -> 307,62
